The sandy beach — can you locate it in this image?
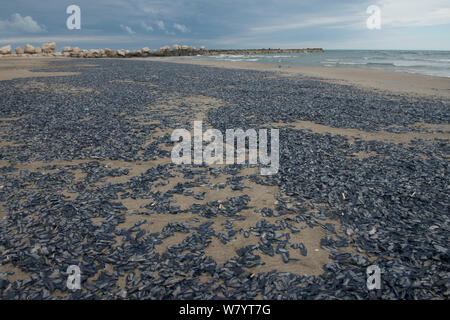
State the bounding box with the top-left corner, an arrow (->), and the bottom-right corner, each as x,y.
0,57 -> 448,299
137,56 -> 450,99
2,56 -> 450,98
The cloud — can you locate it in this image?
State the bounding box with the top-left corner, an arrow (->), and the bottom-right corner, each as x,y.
0,13 -> 46,33
0,0 -> 448,50
140,22 -> 153,32
250,15 -> 361,33
120,24 -> 135,34
173,23 -> 189,33
248,0 -> 450,34
377,0 -> 450,27
156,20 -> 165,30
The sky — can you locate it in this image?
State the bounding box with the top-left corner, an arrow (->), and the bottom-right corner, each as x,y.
0,0 -> 449,50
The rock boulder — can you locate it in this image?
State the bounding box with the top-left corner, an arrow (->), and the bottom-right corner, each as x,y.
141,47 -> 151,56
69,47 -> 81,57
104,48 -> 116,57
0,45 -> 12,54
42,42 -> 56,53
24,44 -> 35,54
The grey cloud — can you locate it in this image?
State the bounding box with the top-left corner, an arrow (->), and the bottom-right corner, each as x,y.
0,13 -> 46,33
173,23 -> 189,33
120,24 -> 135,34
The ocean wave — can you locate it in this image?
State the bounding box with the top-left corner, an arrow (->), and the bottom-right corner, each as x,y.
268,55 -> 295,58
221,58 -> 259,62
188,50 -> 450,77
365,62 -> 396,66
321,60 -> 449,69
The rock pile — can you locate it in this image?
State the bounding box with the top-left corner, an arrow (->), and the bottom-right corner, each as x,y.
42,42 -> 56,54
0,42 -> 326,58
0,45 -> 11,55
0,43 -> 59,56
24,44 -> 36,54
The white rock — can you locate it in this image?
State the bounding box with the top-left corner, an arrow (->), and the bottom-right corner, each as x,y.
117,49 -> 126,57
24,44 -> 35,54
70,48 -> 85,57
35,47 -> 42,54
61,46 -> 72,53
0,45 -> 12,54
42,42 -> 56,53
91,49 -> 103,57
80,49 -> 88,58
15,47 -> 24,54
141,47 -> 151,54
104,48 -> 115,57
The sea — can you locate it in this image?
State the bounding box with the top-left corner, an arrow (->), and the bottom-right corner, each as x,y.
179,50 -> 450,78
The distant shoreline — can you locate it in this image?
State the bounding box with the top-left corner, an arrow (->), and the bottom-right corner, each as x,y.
198,48 -> 324,55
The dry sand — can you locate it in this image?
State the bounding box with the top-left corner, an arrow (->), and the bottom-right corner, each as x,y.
2,56 -> 449,99
0,56 -> 81,81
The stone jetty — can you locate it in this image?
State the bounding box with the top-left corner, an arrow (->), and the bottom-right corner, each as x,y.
0,42 -> 324,58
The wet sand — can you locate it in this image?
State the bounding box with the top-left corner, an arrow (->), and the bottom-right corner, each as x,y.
138,57 -> 450,99
2,56 -> 450,99
0,57 -> 80,81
